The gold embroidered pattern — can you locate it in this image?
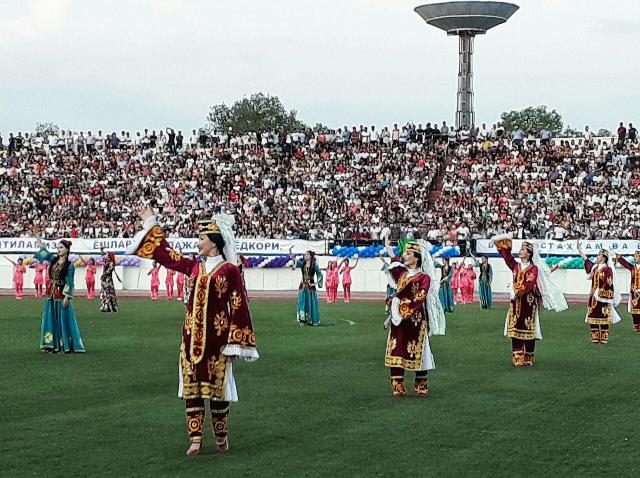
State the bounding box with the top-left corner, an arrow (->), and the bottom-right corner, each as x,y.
399,299 -> 412,319
214,312 -> 229,337
214,276 -> 228,298
230,290 -> 242,311
187,411 -> 204,434
386,337 -> 397,356
228,324 -> 256,346
406,340 -> 419,358
137,226 -> 164,258
213,416 -> 228,437
384,320 -> 427,370
184,313 -> 194,333
44,332 -> 53,344
167,247 -> 183,262
190,271 -> 210,364
211,357 -> 227,400
180,341 -> 194,379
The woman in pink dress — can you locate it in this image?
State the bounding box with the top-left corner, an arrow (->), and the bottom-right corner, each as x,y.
80,257 -> 97,299
339,258 -> 358,303
458,262 -> 470,304
165,267 -> 176,299
324,261 -> 339,303
31,260 -> 48,298
462,263 -> 477,304
5,257 -> 27,299
176,272 -> 185,301
451,261 -> 462,304
148,261 -> 161,300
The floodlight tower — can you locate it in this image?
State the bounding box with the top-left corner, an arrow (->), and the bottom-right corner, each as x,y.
415,1 -> 519,129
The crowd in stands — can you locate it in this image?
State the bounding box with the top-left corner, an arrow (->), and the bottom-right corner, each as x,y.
0,122 -> 638,241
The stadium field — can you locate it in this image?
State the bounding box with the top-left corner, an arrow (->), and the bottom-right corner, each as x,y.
1,298 -> 639,477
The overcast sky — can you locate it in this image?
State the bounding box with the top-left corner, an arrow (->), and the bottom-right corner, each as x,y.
1,0 -> 638,134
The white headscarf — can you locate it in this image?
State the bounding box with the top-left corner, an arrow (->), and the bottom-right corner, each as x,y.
385,240 -> 446,336
588,251 -> 622,307
417,239 -> 446,336
608,252 -> 622,308
492,233 -> 568,312
213,214 -> 238,265
532,247 -> 568,312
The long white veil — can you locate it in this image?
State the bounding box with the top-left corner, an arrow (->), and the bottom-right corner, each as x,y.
532,248 -> 568,312
417,239 -> 446,336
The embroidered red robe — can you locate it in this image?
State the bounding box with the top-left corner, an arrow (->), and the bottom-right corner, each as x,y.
134,225 -> 257,401
584,260 -> 615,325
617,257 -> 640,316
384,259 -> 431,371
496,241 -> 541,340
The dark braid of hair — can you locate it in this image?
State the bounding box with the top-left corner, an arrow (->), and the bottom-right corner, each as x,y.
206,233 -> 227,260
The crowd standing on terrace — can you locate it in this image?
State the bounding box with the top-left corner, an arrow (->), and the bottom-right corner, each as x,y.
0,121 -> 638,241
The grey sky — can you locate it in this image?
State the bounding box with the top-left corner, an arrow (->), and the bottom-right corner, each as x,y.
1,0 -> 637,134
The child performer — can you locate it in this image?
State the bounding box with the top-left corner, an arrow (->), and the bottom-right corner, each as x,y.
324,260 -> 339,303
79,257 -> 97,299
339,258 -> 358,303
148,261 -> 161,300
31,260 -> 48,298
5,257 -> 27,299
165,267 -> 176,299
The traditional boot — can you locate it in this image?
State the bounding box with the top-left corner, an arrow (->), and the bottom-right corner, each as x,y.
512,351 -> 525,367
185,405 -> 205,456
600,329 -> 609,344
523,352 -> 535,367
211,401 -> 230,453
391,377 -> 407,397
590,328 -> 600,344
414,377 -> 429,397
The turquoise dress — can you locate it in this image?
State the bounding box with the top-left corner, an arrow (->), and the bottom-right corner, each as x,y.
294,260 -> 324,325
437,263 -> 455,313
35,248 -> 86,353
478,262 -> 493,309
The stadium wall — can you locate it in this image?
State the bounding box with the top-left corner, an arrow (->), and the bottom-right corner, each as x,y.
0,255 -> 634,297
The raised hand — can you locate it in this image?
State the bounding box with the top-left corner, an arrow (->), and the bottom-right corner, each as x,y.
135,203 -> 155,221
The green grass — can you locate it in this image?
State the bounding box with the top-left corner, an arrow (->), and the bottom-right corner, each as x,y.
1,298 -> 639,477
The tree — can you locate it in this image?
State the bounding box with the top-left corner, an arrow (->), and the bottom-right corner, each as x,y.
596,128 -> 612,137
206,93 -> 308,134
35,122 -> 60,137
500,106 -> 563,135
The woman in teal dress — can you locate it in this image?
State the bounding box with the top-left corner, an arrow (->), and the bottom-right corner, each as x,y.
477,256 -> 493,309
292,251 -> 324,326
34,238 -> 85,353
437,257 -> 455,313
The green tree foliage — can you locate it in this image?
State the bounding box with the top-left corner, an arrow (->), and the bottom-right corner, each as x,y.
500,106 -> 563,135
206,93 -> 307,134
596,128 -> 612,137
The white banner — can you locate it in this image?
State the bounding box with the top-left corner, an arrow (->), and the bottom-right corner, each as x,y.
0,237 -> 326,255
476,239 -> 640,256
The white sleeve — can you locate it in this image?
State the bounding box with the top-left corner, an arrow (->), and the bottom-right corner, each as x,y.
126,215 -> 159,255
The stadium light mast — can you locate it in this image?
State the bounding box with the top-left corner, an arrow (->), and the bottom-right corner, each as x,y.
414,1 -> 519,129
